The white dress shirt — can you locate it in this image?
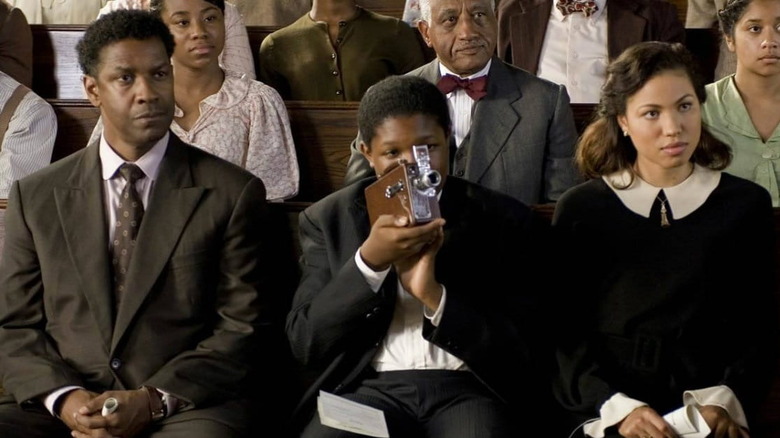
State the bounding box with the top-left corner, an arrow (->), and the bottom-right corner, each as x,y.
439,60 -> 491,149
354,226 -> 467,372
537,0 -> 608,103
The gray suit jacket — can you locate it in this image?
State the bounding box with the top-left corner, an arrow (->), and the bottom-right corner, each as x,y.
496,0 -> 685,74
344,57 -> 580,205
0,134 -> 276,428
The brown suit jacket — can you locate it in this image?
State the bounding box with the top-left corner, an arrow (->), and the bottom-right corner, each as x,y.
0,134 -> 276,428
496,0 -> 685,75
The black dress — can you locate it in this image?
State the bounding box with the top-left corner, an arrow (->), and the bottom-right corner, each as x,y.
551,171 -> 778,437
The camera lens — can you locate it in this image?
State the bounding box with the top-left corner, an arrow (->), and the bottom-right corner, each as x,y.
417,170 -> 441,190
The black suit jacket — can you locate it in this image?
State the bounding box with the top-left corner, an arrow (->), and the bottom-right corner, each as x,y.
286,176 -> 558,430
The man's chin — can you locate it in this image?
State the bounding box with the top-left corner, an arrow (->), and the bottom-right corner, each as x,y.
450,58 -> 490,76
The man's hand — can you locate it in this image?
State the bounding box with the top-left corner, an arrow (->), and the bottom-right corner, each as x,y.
395,219 -> 445,310
58,389 -> 102,435
618,405 -> 678,438
71,389 -> 152,438
698,405 -> 750,438
359,215 -> 446,271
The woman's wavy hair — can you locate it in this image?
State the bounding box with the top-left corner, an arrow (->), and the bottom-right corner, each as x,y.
575,41 -> 731,187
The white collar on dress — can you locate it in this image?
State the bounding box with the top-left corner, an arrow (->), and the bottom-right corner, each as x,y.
602,164 -> 721,219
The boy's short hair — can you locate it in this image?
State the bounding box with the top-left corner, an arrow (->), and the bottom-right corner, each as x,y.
358,75 -> 451,148
77,9 -> 175,77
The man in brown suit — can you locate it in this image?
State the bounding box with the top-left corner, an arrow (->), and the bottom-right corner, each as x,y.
0,10 -> 278,438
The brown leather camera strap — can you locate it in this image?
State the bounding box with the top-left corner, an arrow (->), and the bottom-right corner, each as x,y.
0,84 -> 29,149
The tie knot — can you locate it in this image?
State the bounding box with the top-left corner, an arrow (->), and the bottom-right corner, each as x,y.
437,74 -> 488,101
556,0 -> 598,17
118,163 -> 145,184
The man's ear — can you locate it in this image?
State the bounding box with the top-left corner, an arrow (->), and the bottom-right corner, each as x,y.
359,140 -> 375,169
83,75 -> 101,108
417,20 -> 432,48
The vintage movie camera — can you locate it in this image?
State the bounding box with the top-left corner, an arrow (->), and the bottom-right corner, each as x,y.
365,144 -> 442,226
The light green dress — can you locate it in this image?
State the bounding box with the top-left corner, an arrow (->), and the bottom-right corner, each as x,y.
702,75 -> 780,206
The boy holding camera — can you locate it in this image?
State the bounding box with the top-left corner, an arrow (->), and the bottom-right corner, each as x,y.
286,75 -> 558,437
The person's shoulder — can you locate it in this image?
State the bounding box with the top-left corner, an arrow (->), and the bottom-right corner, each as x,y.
719,172 -> 772,200
705,75 -> 732,96
240,73 -> 285,98
359,7 -> 411,29
449,176 -> 534,214
406,59 -> 438,79
556,178 -> 607,206
304,178 -> 372,219
16,145 -> 90,191
174,136 -> 256,184
265,13 -> 313,39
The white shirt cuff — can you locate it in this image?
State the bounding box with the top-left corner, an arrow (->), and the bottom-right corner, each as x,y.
583,392 -> 647,437
355,249 -> 390,292
44,386 -> 82,416
422,285 -> 446,326
683,385 -> 748,430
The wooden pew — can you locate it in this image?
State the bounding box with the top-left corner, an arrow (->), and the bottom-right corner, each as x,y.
44,99 -> 358,201
45,100 -> 597,203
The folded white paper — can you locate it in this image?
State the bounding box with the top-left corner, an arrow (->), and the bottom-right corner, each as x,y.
317,391 -> 390,438
663,405 -> 711,438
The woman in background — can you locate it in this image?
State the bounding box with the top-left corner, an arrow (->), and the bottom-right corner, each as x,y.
98,0 -> 255,79
552,41 -> 777,438
702,0 -> 780,205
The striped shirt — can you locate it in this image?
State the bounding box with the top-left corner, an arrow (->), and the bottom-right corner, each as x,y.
0,71 -> 56,198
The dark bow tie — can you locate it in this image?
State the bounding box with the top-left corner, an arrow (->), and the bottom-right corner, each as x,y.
556,0 -> 598,17
437,74 -> 488,101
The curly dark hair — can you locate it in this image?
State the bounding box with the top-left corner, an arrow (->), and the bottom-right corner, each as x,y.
358,75 -> 451,148
77,9 -> 175,77
149,0 -> 225,16
718,0 -> 753,38
576,41 -> 731,185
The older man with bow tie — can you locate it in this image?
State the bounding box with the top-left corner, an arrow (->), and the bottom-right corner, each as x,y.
496,0 -> 685,103
346,0 -> 580,206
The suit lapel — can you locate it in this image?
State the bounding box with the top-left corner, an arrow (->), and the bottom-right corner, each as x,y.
607,0 -> 645,59
111,136 -> 205,348
54,144 -> 114,348
467,59 -> 522,182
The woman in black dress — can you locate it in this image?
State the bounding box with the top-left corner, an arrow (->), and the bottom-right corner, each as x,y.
552,41 -> 777,438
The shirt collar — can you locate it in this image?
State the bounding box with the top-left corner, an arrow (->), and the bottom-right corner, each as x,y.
438,59 -> 491,80
100,131 -> 169,181
603,164 -> 721,219
551,0 -> 607,22
174,69 -> 247,117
